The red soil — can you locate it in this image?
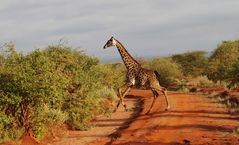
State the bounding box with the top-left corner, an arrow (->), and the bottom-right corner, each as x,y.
91,89 -> 239,145
5,89 -> 239,145
47,95 -> 142,145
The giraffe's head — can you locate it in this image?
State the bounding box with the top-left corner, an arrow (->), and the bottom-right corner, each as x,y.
103,36 -> 117,49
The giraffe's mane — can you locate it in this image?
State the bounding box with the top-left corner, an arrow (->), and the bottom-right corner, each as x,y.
114,39 -> 140,65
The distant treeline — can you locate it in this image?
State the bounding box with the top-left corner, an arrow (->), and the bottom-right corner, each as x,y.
143,40 -> 239,88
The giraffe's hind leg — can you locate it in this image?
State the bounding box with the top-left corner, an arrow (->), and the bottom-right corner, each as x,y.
158,87 -> 170,111
146,89 -> 158,114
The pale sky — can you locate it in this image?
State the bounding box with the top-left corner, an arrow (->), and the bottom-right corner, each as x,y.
1,0 -> 239,61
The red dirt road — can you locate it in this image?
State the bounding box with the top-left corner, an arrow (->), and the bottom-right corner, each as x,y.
91,90 -> 239,145
18,89 -> 239,145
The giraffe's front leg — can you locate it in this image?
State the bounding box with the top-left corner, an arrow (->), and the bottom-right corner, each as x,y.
120,86 -> 131,111
114,83 -> 133,112
114,87 -> 123,112
115,86 -> 131,112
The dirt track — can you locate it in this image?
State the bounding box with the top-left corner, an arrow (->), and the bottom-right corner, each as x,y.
91,90 -> 239,145
48,89 -> 239,145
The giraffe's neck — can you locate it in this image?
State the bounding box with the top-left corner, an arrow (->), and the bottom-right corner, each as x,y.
115,39 -> 141,70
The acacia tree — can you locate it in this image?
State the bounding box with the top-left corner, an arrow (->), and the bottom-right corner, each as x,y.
0,46 -> 68,140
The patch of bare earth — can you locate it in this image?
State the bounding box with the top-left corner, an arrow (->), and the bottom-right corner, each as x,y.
92,90 -> 239,145
49,94 -> 143,145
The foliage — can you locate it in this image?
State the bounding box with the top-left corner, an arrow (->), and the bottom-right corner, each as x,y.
228,58 -> 239,87
0,46 -> 69,141
32,105 -> 68,141
2,38 -> 239,143
187,75 -> 214,87
0,42 -> 121,142
207,40 -> 239,81
172,51 -> 209,77
143,57 -> 182,86
0,112 -> 23,142
96,63 -> 125,89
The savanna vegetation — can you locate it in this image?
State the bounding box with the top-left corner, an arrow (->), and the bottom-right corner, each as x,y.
0,42 -> 124,142
0,39 -> 239,143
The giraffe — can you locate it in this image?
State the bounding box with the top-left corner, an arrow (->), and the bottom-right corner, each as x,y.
103,37 -> 170,114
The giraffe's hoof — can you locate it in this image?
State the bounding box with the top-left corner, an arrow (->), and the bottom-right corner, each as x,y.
123,105 -> 128,112
165,107 -> 170,111
113,108 -> 118,113
165,106 -> 170,111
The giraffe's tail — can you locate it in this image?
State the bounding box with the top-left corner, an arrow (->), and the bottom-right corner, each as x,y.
154,70 -> 161,83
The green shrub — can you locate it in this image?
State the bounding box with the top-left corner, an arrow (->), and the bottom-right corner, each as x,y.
65,97 -> 96,130
42,45 -> 121,130
32,123 -> 47,141
172,51 -> 209,77
95,87 -> 118,116
228,58 -> 239,87
143,57 -> 182,86
64,83 -> 118,130
0,43 -> 121,142
94,63 -> 125,89
188,75 -> 214,87
0,112 -> 22,143
0,47 -> 69,139
207,40 -> 239,81
31,105 -> 68,141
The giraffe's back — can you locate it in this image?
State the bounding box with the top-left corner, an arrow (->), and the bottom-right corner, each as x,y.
133,68 -> 160,88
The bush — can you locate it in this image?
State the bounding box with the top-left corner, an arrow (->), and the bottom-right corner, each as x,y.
143,57 -> 182,86
0,112 -> 22,143
0,47 -> 69,140
32,105 -> 68,141
228,58 -> 239,87
187,75 -> 214,87
94,63 -> 125,89
41,45 -> 120,130
172,51 -> 209,77
63,71 -> 119,130
207,40 -> 239,81
0,43 -> 122,142
96,87 -> 118,116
